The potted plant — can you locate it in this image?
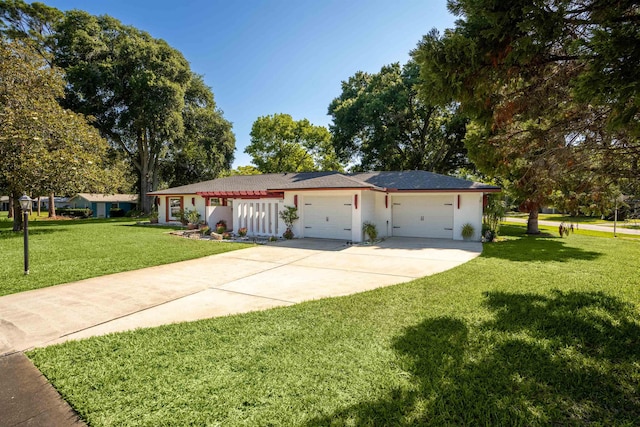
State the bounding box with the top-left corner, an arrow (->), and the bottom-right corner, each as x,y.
461,223 -> 475,241
279,205 -> 299,239
238,227 -> 248,237
362,221 -> 378,243
186,209 -> 201,229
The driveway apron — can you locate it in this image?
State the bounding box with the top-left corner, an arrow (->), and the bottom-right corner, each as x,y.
0,237 -> 481,354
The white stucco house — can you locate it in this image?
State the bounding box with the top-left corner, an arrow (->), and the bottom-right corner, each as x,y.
148,171 -> 500,242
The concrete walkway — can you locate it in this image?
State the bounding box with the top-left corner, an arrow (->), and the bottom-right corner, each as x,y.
506,217 -> 640,235
0,237 -> 481,427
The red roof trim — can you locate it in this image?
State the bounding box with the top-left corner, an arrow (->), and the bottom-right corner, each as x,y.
197,191 -> 285,198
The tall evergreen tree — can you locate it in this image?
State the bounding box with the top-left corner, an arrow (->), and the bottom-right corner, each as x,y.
413,0 -> 639,232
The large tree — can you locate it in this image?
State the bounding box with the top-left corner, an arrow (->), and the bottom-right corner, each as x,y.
328,61 -> 471,173
160,75 -> 235,187
246,113 -> 342,173
413,1 -> 639,233
0,40 -> 124,230
0,1 -> 235,212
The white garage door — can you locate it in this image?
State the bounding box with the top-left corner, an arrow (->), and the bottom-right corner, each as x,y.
392,195 -> 454,239
303,196 -> 352,240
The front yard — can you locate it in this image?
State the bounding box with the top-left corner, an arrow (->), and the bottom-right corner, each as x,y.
27,225 -> 640,426
0,217 -> 251,296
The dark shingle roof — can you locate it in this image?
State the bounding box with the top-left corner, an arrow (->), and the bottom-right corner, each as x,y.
352,171 -> 500,191
149,171 -> 499,195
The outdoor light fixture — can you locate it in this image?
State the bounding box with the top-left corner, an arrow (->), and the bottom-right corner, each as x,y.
19,194 -> 31,275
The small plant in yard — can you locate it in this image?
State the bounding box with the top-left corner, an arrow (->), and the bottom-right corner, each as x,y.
186,209 -> 201,226
176,209 -> 188,226
483,193 -> 506,238
238,227 -> 248,237
199,226 -> 210,236
362,221 -> 378,243
269,236 -> 278,242
461,223 -> 475,240
215,220 -> 227,231
222,232 -> 232,240
148,209 -> 159,224
279,205 -> 299,239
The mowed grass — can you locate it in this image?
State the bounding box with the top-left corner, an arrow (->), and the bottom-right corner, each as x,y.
507,212 -> 640,229
0,216 -> 250,296
27,225 -> 640,426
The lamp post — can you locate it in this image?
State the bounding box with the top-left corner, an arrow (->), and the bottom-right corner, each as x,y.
19,194 -> 31,275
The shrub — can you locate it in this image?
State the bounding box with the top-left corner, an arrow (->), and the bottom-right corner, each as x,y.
215,220 -> 227,231
186,209 -> 201,225
461,223 -> 475,240
57,208 -> 92,218
109,208 -> 125,217
483,194 -> 506,237
125,209 -> 143,218
362,221 -> 378,243
238,227 -> 247,237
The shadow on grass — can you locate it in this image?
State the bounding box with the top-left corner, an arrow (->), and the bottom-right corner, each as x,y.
0,228 -> 62,239
482,229 -> 602,263
306,291 -> 640,426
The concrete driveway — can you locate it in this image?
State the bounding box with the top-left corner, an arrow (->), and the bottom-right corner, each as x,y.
0,237 -> 481,355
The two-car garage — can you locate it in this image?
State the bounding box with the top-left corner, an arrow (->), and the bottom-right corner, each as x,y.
391,195 -> 454,239
301,194 -> 456,241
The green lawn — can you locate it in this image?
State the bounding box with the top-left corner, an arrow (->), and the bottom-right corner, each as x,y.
0,216 -> 250,296
507,212 -> 639,229
27,225 -> 640,426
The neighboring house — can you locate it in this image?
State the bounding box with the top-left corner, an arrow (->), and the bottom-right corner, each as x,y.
149,171 -> 500,242
0,196 -> 9,211
67,193 -> 138,218
39,196 -> 70,211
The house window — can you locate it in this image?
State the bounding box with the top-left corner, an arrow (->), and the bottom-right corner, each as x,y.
168,197 -> 182,221
111,203 -> 119,209
210,197 -> 221,206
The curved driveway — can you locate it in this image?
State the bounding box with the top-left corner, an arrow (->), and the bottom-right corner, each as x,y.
0,237 -> 481,355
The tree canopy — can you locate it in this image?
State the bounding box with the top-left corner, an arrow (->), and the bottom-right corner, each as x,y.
412,0 -> 639,232
328,61 -> 471,173
246,113 -> 342,173
0,40 -> 125,229
0,1 -> 235,212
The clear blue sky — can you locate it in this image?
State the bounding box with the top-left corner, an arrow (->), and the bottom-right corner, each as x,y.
39,1 -> 456,168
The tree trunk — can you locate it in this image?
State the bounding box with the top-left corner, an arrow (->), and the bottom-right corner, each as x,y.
48,192 -> 56,217
527,208 -> 540,234
37,196 -> 41,216
12,196 -> 23,232
8,195 -> 13,219
139,154 -> 152,214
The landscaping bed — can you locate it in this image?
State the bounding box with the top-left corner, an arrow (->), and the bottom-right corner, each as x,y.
26,225 -> 640,426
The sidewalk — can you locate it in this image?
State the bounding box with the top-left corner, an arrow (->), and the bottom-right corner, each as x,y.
505,217 -> 640,235
0,352 -> 85,427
